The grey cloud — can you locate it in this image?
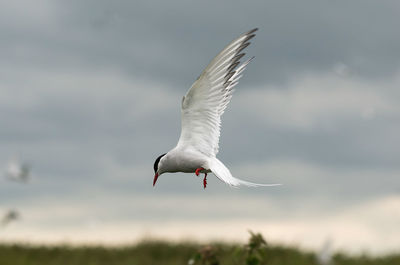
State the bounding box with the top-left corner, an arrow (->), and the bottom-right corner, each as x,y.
2,1 -> 400,89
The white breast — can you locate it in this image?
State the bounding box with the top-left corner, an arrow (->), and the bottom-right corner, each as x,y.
161,147 -> 211,173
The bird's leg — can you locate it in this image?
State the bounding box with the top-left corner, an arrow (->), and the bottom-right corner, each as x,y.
195,167 -> 205,176
195,168 -> 207,189
203,173 -> 207,189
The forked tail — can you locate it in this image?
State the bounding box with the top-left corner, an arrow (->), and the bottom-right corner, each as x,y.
209,158 -> 281,187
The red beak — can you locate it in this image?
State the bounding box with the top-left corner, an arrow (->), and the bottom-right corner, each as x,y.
153,173 -> 159,186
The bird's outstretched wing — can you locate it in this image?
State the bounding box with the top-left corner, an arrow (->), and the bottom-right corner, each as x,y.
177,28 -> 258,157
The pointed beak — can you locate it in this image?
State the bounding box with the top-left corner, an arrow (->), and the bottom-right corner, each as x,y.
153,173 -> 159,186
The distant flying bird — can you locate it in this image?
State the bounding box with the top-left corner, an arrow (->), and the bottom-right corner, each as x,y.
153,28 -> 280,188
5,157 -> 31,183
0,209 -> 19,227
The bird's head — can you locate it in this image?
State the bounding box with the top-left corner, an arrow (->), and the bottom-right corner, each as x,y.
153,153 -> 166,186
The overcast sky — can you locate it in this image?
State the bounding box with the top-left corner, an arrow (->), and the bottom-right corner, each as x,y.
1,0 -> 399,253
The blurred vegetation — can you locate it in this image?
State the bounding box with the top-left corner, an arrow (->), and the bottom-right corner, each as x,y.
0,232 -> 399,265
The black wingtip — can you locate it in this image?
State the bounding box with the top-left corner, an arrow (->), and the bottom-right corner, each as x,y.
239,28 -> 258,38
247,28 -> 258,35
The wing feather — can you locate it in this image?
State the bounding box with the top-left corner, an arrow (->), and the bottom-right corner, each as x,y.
177,29 -> 258,156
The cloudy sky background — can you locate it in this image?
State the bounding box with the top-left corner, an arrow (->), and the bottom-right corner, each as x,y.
1,0 -> 399,254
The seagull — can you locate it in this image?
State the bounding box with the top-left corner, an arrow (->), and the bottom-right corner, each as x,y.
5,157 -> 31,183
153,28 -> 280,189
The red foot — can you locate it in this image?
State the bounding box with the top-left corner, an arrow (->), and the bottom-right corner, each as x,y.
195,168 -> 208,189
195,167 -> 205,176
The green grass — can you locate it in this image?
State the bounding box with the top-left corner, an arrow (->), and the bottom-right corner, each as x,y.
0,233 -> 399,265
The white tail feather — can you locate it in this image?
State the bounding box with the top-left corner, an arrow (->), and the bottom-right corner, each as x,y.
209,158 -> 281,187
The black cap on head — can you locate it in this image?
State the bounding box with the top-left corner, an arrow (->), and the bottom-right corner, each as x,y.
153,153 -> 166,173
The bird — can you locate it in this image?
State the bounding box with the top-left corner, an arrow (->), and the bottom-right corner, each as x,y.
5,157 -> 31,183
0,209 -> 20,227
153,28 -> 280,189
317,238 -> 334,265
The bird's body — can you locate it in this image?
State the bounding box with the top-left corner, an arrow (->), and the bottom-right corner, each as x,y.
159,147 -> 211,174
153,28 -> 279,188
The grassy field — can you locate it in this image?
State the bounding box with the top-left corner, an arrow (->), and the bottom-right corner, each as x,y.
0,232 -> 399,265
